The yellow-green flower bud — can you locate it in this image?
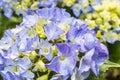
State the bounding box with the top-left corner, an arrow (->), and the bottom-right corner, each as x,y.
63,0 -> 76,7
86,20 -> 97,29
33,60 -> 46,72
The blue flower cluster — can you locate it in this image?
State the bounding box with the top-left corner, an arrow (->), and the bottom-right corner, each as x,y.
0,0 -> 39,18
0,0 -> 101,19
71,0 -> 101,17
0,8 -> 108,80
0,0 -> 17,18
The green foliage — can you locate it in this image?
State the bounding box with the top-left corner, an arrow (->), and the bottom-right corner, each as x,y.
107,41 -> 120,63
87,60 -> 120,80
87,71 -> 107,80
0,15 -> 22,38
100,60 -> 120,73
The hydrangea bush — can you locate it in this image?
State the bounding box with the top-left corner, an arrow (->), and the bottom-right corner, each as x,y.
0,8 -> 109,80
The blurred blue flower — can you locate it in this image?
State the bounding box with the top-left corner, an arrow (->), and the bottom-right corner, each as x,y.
0,0 -> 17,19
38,0 -> 57,8
4,7 -> 13,19
71,0 -> 101,17
71,3 -> 81,17
103,31 -> 118,44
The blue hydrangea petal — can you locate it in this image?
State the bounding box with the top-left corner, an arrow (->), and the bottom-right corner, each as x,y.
84,33 -> 95,49
44,23 -> 64,41
39,39 -> 53,61
46,55 -> 77,78
50,74 -> 69,80
0,71 -> 15,80
91,61 -> 99,76
45,56 -> 60,73
55,43 -> 70,56
0,29 -> 15,50
71,68 -> 90,80
94,43 -> 109,65
21,14 -> 39,28
17,57 -> 32,71
78,57 -> 90,74
21,71 -> 35,79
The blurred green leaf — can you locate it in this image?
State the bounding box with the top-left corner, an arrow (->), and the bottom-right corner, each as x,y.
0,15 -> 22,38
107,41 -> 120,63
100,60 -> 120,73
87,71 -> 107,80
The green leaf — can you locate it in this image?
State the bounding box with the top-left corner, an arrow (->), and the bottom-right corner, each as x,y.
0,15 -> 22,38
107,41 -> 120,63
100,60 -> 120,72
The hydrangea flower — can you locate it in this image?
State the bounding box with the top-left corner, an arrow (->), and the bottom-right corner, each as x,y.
0,7 -> 108,80
46,43 -> 77,79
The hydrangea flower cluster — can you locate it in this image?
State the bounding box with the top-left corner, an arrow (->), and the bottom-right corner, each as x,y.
0,8 -> 108,80
80,0 -> 120,44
